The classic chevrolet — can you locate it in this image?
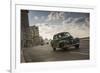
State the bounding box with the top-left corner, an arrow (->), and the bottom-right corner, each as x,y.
51,32 -> 80,51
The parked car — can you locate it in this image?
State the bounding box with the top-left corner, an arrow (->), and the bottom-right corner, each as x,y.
51,32 -> 80,51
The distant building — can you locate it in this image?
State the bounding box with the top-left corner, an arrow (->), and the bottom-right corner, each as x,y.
29,26 -> 39,37
44,38 -> 50,45
25,26 -> 43,47
21,10 -> 43,48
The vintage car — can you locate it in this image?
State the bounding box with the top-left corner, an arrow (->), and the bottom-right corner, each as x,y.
51,32 -> 80,51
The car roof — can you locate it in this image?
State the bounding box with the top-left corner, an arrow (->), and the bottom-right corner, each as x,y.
54,32 -> 69,36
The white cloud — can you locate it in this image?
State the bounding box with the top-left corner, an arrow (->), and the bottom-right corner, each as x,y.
35,19 -> 89,40
62,17 -> 73,24
34,16 -> 38,20
41,16 -> 45,20
47,12 -> 65,21
61,17 -> 89,38
32,15 -> 89,40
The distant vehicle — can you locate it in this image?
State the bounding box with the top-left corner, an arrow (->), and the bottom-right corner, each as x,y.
51,32 -> 80,51
44,38 -> 50,45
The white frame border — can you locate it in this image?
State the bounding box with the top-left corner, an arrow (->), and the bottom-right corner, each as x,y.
11,2 -> 96,73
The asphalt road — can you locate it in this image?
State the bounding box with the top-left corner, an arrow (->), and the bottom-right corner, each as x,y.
22,39 -> 89,63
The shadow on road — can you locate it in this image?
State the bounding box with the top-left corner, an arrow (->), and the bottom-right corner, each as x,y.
54,47 -> 80,52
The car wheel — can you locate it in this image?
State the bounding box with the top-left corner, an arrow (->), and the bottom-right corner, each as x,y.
62,48 -> 67,50
75,44 -> 79,49
53,48 -> 56,51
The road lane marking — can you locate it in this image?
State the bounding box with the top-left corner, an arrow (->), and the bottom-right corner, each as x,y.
70,52 -> 89,55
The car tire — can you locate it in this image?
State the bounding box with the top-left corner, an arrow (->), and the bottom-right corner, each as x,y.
53,48 -> 56,51
62,48 -> 67,50
75,44 -> 79,49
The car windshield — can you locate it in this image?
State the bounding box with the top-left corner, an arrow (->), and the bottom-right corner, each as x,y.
54,32 -> 70,39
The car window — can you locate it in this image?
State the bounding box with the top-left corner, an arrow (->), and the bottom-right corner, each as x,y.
53,35 -> 57,39
53,32 -> 71,39
65,33 -> 70,37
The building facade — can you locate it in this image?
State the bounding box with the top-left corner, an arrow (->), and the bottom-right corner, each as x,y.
21,10 -> 29,48
25,26 -> 43,47
21,10 -> 43,48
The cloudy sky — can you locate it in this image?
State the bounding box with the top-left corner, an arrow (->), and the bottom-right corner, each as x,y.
28,10 -> 89,39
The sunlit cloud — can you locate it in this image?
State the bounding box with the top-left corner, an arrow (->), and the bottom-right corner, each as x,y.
29,11 -> 89,39
34,16 -> 38,20
47,12 -> 65,21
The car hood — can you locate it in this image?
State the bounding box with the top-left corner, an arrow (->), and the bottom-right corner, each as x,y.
59,36 -> 73,40
55,36 -> 72,43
